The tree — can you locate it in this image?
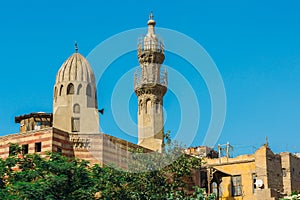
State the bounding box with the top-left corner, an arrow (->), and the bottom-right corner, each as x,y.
0,140 -> 216,200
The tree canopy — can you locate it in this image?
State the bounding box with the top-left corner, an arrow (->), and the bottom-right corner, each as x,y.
0,140 -> 216,200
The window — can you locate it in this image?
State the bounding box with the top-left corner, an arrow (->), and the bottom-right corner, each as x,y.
57,147 -> 62,154
71,117 -> 80,132
86,84 -> 92,97
77,84 -> 82,94
9,145 -> 15,156
67,83 -> 74,95
138,100 -> 143,114
282,168 -> 286,177
212,182 -> 218,196
155,102 -> 160,113
252,173 -> 257,193
146,99 -> 151,114
232,175 -> 242,196
22,144 -> 29,155
59,85 -> 64,96
35,142 -> 42,152
73,104 -> 80,113
54,87 -> 57,101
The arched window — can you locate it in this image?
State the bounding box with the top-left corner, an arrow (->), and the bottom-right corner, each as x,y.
59,85 -> 64,96
73,104 -> 80,113
156,103 -> 160,113
138,99 -> 143,114
71,117 -> 80,132
146,99 -> 151,114
95,91 -> 98,108
67,83 -> 74,95
77,84 -> 82,95
54,87 -> 57,102
86,84 -> 92,97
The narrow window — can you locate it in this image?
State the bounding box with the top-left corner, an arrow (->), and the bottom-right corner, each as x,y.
22,144 -> 29,155
232,175 -> 242,196
9,145 -> 16,156
77,84 -> 82,95
35,142 -> 42,152
146,99 -> 151,114
282,168 -> 286,177
252,173 -> 257,193
73,104 -> 80,113
71,117 -> 80,132
138,100 -> 142,114
155,101 -> 160,113
54,87 -> 57,102
67,83 -> 74,95
57,147 -> 62,154
212,182 -> 218,196
59,85 -> 64,96
86,84 -> 92,97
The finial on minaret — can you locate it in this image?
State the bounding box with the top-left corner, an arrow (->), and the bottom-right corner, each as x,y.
147,11 -> 156,27
75,42 -> 78,53
265,136 -> 269,147
149,11 -> 154,20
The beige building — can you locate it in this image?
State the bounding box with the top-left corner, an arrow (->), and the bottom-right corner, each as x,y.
186,144 -> 300,200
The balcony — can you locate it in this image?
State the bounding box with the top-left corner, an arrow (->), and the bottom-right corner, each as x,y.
134,66 -> 168,90
138,36 -> 164,54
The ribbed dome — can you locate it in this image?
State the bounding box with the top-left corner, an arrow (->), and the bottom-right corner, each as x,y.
56,52 -> 95,83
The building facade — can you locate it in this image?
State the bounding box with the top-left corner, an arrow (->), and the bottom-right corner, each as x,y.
186,144 -> 300,200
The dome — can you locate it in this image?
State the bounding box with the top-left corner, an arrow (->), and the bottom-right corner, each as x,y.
55,52 -> 95,84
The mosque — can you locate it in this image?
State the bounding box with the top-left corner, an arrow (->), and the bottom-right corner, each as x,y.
1,14 -> 300,200
0,14 -> 165,166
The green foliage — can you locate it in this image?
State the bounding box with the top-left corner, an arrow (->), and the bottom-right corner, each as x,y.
0,142 -> 216,200
280,192 -> 300,200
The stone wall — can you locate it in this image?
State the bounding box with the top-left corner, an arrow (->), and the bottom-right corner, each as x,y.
281,152 -> 300,195
0,128 -> 53,158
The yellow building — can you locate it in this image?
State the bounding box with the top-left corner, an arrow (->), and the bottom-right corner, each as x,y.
188,144 -> 300,200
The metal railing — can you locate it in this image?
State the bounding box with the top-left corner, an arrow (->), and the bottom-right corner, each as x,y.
138,36 -> 164,54
134,66 -> 168,89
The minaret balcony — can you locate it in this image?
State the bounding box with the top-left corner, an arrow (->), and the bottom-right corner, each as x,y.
138,36 -> 164,54
134,66 -> 168,90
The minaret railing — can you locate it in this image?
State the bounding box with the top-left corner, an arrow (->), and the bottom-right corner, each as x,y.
138,36 -> 164,54
134,66 -> 168,89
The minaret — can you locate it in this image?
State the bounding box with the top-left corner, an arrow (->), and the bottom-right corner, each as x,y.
53,43 -> 99,133
134,13 -> 168,152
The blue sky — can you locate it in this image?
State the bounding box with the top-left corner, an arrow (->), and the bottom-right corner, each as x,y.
0,0 -> 300,155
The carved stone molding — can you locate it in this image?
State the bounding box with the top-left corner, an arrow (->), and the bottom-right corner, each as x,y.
138,51 -> 165,64
135,84 -> 167,97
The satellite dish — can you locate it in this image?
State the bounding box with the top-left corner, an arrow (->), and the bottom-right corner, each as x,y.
255,179 -> 264,188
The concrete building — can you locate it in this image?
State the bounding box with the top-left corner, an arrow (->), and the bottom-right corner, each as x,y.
186,144 -> 300,200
